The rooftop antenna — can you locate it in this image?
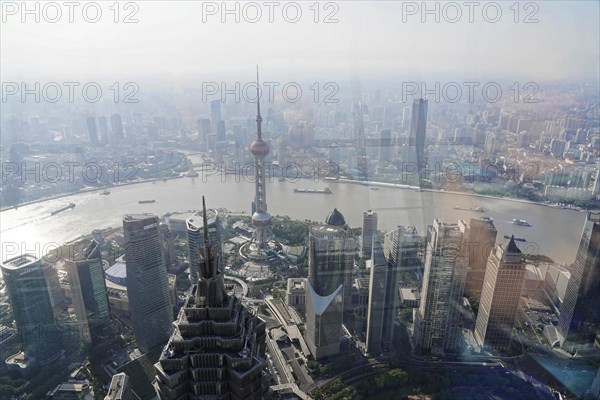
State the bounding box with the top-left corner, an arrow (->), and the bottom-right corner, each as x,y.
201,196 -> 212,276
256,65 -> 262,141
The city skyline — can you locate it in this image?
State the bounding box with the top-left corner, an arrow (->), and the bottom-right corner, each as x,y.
0,1 -> 599,398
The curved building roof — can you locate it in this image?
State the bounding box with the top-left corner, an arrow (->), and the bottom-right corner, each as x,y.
325,208 -> 346,226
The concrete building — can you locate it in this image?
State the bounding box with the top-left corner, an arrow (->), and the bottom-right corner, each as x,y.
362,210 -> 378,258
474,237 -> 526,352
558,212 -> 600,353
414,219 -> 467,354
105,373 -> 133,400
64,240 -> 111,344
154,198 -> 268,399
123,214 -> 174,353
285,278 -> 306,311
399,288 -> 420,308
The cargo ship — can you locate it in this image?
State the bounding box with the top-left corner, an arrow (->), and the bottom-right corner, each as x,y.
293,188 -> 332,194
454,205 -> 485,212
100,190 -> 110,195
512,219 -> 532,227
138,200 -> 156,204
50,203 -> 76,216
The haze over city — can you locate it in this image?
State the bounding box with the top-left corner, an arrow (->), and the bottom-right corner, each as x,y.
0,1 -> 599,400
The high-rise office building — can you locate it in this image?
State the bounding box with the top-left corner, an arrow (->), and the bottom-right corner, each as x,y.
217,120 -> 226,141
154,198 -> 268,399
558,212 -> 600,352
305,208 -> 357,359
247,71 -> 274,260
414,219 -> 467,354
110,114 -> 124,141
65,240 -> 111,344
197,118 -> 211,146
366,235 -> 398,355
98,116 -> 109,144
383,225 -> 420,272
409,99 -> 427,176
210,99 -> 222,132
87,116 -> 98,144
105,373 -> 133,400
474,237 -> 526,352
123,214 -> 174,353
463,217 -> 498,299
1,254 -> 62,365
186,208 -> 219,283
378,129 -> 392,162
362,210 -> 378,258
550,139 -> 567,158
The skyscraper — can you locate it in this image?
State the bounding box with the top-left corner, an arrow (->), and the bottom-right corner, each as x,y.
463,217 -> 498,299
247,69 -> 274,260
154,198 -> 268,399
362,210 -> 378,259
409,98 -> 427,177
1,254 -> 62,365
87,116 -> 98,144
210,99 -> 222,132
123,214 -> 173,353
305,208 -> 357,359
110,114 -> 124,141
366,235 -> 398,355
65,240 -> 111,344
378,129 -> 392,162
558,212 -> 600,352
383,225 -> 420,272
98,116 -> 109,144
414,219 -> 467,354
186,208 -> 219,283
474,237 -> 526,352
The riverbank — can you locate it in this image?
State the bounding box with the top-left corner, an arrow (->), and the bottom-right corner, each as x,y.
0,175 -> 185,212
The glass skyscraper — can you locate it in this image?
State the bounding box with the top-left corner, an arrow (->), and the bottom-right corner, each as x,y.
124,214 -> 174,353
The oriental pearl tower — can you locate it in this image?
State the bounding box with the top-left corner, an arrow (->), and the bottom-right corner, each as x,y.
247,68 -> 274,260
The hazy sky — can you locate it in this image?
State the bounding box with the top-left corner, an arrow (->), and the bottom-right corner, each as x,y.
2,1 -> 599,83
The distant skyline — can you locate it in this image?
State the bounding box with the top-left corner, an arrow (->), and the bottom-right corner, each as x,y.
2,1 -> 599,83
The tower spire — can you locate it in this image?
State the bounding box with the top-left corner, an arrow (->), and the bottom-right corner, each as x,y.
201,196 -> 212,275
256,65 -> 262,140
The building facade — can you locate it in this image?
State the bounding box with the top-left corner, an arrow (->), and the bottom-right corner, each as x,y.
305,208 -> 357,359
65,240 -> 111,344
123,214 -> 174,353
474,237 -> 526,352
414,219 -> 467,354
463,217 -> 498,299
1,254 -> 63,366
409,98 -> 428,176
558,212 -> 600,352
362,210 -> 378,258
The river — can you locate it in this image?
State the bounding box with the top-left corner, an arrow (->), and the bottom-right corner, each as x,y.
0,170 -> 589,264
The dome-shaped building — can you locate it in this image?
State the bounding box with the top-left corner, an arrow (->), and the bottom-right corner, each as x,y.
325,208 -> 346,226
